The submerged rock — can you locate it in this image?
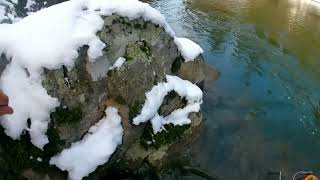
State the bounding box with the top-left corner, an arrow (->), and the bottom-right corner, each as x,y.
177,57 -> 219,88
0,15 -> 218,179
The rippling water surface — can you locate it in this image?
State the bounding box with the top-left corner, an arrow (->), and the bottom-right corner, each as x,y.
145,0 -> 320,179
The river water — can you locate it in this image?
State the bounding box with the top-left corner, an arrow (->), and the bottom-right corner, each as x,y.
145,0 -> 320,179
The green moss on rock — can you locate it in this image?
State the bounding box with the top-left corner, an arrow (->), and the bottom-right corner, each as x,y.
134,23 -> 142,29
129,101 -> 142,120
171,56 -> 184,74
136,40 -> 151,57
42,125 -> 65,160
133,21 -> 147,29
0,123 -> 64,178
124,44 -> 134,62
124,41 -> 151,62
166,91 -> 178,100
51,106 -> 82,124
115,96 -> 127,105
140,123 -> 190,150
158,90 -> 188,117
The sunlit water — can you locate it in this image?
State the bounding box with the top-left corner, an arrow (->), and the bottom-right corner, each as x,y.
145,0 -> 320,179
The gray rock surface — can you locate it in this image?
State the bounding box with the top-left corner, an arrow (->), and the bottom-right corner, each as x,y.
0,15 -> 219,179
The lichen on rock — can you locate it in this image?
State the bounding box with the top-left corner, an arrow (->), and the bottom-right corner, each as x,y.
50,106 -> 82,125
140,122 -> 191,150
0,1 -> 219,178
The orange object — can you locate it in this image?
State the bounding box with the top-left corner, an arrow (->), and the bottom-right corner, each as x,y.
305,175 -> 319,180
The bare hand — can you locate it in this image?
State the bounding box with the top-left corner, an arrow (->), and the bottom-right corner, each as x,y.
0,91 -> 13,115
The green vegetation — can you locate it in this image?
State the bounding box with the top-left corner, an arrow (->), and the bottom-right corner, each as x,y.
111,16 -> 133,28
124,44 -> 134,62
124,40 -> 151,62
42,124 -> 65,160
143,22 -> 148,29
51,106 -> 82,124
104,25 -> 112,33
134,23 -> 142,29
129,101 -> 142,120
158,90 -> 187,117
133,21 -> 147,29
0,123 -> 64,179
136,40 -> 151,57
106,68 -> 115,77
140,123 -> 190,150
166,90 -> 178,99
171,56 -> 184,74
115,96 -> 127,105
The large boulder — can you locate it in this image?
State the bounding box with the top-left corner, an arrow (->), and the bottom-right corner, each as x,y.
0,15 -> 219,179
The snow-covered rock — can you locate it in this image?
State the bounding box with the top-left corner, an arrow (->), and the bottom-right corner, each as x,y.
50,107 -> 123,180
109,57 -> 126,71
133,75 -> 203,133
174,38 -> 204,62
0,0 -> 218,179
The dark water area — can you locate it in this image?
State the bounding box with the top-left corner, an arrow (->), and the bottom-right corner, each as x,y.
145,0 -> 320,179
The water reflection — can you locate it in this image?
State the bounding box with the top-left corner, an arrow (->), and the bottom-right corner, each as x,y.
146,0 -> 320,179
190,0 -> 320,75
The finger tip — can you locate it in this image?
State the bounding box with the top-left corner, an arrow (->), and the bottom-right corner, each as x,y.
7,107 -> 13,114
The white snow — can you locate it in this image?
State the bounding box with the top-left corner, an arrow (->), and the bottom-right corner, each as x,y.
109,57 -> 126,70
0,62 -> 59,149
0,0 -> 196,149
133,75 -> 202,133
174,37 -> 203,62
0,0 -> 203,153
85,0 -> 175,37
25,0 -> 36,10
87,37 -> 106,61
0,1 -> 105,72
0,0 -> 205,178
0,0 -> 192,148
0,0 -> 20,23
0,0 -> 104,149
0,5 -> 5,22
50,107 -> 123,180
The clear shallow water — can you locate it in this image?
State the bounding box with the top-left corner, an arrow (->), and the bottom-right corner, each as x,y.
146,0 -> 320,179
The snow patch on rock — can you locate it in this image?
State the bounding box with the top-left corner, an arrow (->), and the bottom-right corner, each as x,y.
133,75 -> 203,133
174,37 -> 204,62
0,62 -> 59,149
0,0 -> 104,149
0,0 -> 205,178
25,0 -> 36,11
0,0 -> 203,150
0,0 -> 20,23
109,57 -> 126,71
50,107 -> 123,180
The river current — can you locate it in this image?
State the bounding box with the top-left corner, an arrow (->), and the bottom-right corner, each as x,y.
145,0 -> 320,179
